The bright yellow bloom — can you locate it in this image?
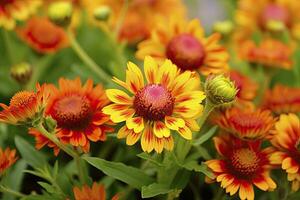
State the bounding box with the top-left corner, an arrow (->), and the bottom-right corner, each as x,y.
235,0 -> 300,40
0,0 -> 41,30
103,56 -> 205,153
270,113 -> 300,191
136,19 -> 229,75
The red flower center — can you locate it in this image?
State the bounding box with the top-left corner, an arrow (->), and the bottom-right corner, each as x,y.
260,4 -> 290,28
231,148 -> 259,177
230,114 -> 263,130
51,94 -> 92,130
0,0 -> 14,6
133,84 -> 175,121
166,33 -> 205,71
10,91 -> 36,108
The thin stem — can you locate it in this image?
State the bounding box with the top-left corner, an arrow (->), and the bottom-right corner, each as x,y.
2,30 -> 14,65
113,0 -> 129,40
197,99 -> 215,131
0,185 -> 26,198
75,156 -> 86,185
66,29 -> 111,83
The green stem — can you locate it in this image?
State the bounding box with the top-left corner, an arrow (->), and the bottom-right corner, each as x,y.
0,185 -> 26,198
197,99 -> 216,131
113,0 -> 129,40
2,30 -> 14,65
67,29 -> 111,83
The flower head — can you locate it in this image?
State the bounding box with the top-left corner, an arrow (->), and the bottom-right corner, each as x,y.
270,113 -> 300,191
0,147 -> 17,175
0,84 -> 47,125
73,182 -> 119,200
10,62 -> 33,84
206,134 -> 276,200
17,17 -> 69,54
136,19 -> 229,75
213,107 -> 275,140
0,0 -> 41,30
48,1 -> 73,26
103,56 -> 205,153
262,84 -> 300,115
41,78 -> 113,153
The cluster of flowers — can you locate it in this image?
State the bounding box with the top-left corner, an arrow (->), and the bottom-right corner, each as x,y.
0,0 -> 300,200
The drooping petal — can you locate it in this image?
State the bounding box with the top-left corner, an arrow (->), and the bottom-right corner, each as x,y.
153,121 -> 170,138
126,117 -> 144,133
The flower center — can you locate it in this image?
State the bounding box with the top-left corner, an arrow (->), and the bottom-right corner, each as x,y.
10,91 -> 36,108
260,4 -> 290,29
51,94 -> 92,130
133,84 -> 175,121
230,114 -> 263,130
231,148 -> 259,177
166,34 -> 205,71
0,0 -> 14,6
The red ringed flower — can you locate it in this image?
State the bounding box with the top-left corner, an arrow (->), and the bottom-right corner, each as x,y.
0,147 -> 18,175
103,56 -> 205,153
270,113 -> 300,191
206,134 -> 276,200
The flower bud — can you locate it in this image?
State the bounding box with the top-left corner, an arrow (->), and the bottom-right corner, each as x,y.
205,74 -> 237,106
10,62 -> 32,84
94,6 -> 111,21
266,20 -> 286,32
48,2 -> 73,27
213,20 -> 234,35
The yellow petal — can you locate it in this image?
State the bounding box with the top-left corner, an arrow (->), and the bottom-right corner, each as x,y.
153,121 -> 170,138
117,126 -> 130,139
106,89 -> 133,104
141,125 -> 155,153
178,126 -> 192,140
165,116 -> 185,130
144,56 -> 158,84
126,131 -> 141,146
156,59 -> 178,87
126,62 -> 144,93
126,117 -> 144,133
102,104 -> 135,123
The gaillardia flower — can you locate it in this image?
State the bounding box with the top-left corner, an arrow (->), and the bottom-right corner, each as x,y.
239,39 -> 293,69
136,19 -> 229,75
17,17 -> 69,54
235,0 -> 300,40
0,147 -> 17,175
270,113 -> 300,191
0,84 -> 47,125
262,84 -> 300,115
73,182 -> 119,200
206,134 -> 276,200
213,106 -> 275,140
103,56 -> 205,153
38,78 -> 113,153
0,0 -> 41,30
229,70 -> 258,103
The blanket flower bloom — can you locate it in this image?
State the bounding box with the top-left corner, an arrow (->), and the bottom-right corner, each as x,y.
136,19 -> 229,75
103,56 -> 205,153
0,147 -> 17,175
212,107 -> 275,140
0,84 -> 47,125
262,84 -> 300,115
206,134 -> 276,200
270,113 -> 300,191
0,0 -> 41,30
73,182 -> 119,200
31,78 -> 114,153
17,17 -> 69,54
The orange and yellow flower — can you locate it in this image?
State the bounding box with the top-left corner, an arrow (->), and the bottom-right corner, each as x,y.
262,84 -> 300,115
103,56 -> 205,153
136,19 -> 229,75
206,134 -> 276,200
73,182 -> 119,200
0,84 -> 47,125
235,0 -> 300,40
0,147 -> 17,175
270,113 -> 300,191
239,39 -> 293,69
17,17 -> 69,54
213,106 -> 275,140
229,70 -> 258,104
31,78 -> 114,153
0,0 -> 41,30
96,0 -> 186,43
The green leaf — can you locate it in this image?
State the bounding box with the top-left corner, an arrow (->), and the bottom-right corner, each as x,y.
142,183 -> 173,198
137,153 -> 164,166
193,126 -> 218,146
37,182 -> 56,194
84,157 -> 154,189
15,136 -> 47,169
183,161 -> 215,179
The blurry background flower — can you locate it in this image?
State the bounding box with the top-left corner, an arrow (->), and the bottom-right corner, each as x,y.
0,147 -> 17,175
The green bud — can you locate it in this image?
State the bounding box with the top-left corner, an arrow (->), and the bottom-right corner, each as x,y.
266,20 -> 286,32
48,2 -> 73,27
213,20 -> 234,35
205,74 -> 237,106
94,6 -> 111,21
10,62 -> 32,84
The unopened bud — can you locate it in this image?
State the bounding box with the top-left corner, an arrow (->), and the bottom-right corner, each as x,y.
205,74 -> 237,106
266,20 -> 286,32
94,6 -> 111,21
10,62 -> 32,84
213,20 -> 234,35
48,2 -> 73,27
